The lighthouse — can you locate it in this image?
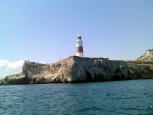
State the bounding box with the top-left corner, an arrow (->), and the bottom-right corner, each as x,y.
76,34 -> 84,57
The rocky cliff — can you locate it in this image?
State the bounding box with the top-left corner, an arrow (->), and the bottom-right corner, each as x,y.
1,56 -> 153,85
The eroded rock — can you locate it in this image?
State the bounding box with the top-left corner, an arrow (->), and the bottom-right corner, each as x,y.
1,56 -> 153,85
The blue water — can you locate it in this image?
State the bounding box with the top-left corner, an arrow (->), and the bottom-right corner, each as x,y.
0,80 -> 153,115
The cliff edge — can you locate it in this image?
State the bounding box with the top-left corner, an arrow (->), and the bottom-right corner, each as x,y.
1,56 -> 153,85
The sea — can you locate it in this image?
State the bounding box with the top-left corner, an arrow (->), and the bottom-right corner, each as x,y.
0,79 -> 153,115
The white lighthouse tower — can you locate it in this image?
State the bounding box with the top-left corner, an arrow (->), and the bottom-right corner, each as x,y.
76,34 -> 84,57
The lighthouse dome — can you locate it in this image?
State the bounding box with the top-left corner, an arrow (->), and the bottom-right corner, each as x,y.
77,34 -> 81,39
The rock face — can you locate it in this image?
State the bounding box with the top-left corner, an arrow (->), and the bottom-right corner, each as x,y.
136,49 -> 153,61
1,56 -> 153,85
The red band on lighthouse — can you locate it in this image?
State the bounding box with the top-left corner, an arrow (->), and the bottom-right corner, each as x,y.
76,47 -> 83,53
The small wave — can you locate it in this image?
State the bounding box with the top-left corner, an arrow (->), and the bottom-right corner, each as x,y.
105,93 -> 115,96
121,107 -> 144,111
77,106 -> 103,112
115,96 -> 140,100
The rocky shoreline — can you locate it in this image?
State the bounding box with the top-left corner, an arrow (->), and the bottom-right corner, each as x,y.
1,56 -> 153,85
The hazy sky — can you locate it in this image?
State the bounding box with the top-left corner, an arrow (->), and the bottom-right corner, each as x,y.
0,0 -> 153,79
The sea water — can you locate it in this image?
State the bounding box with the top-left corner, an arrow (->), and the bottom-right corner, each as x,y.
0,79 -> 153,115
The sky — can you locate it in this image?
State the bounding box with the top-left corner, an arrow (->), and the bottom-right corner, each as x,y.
0,0 -> 153,79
